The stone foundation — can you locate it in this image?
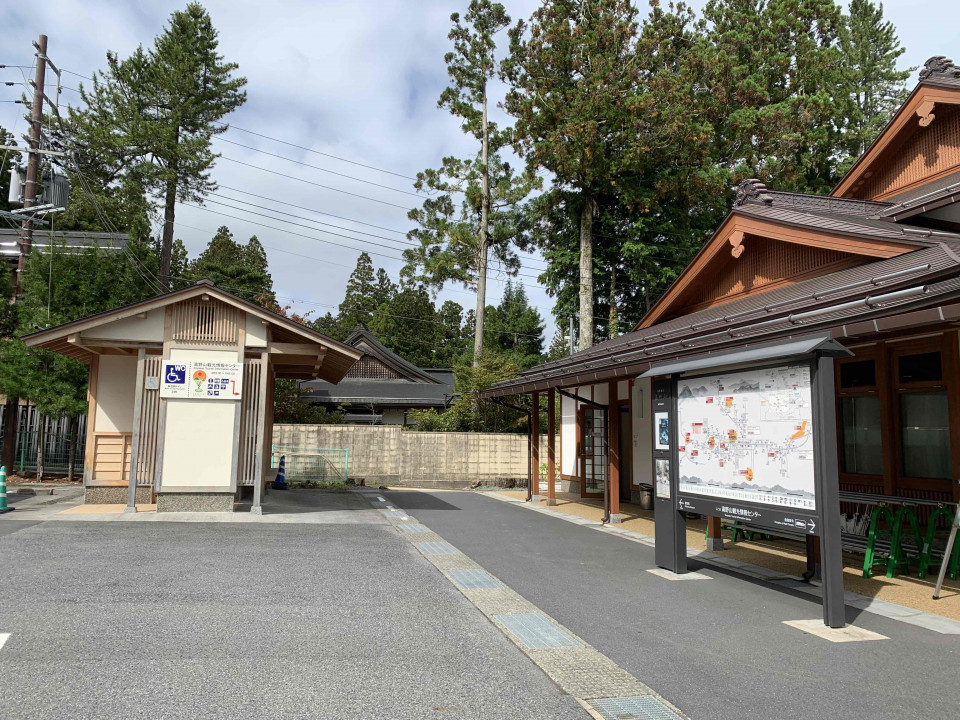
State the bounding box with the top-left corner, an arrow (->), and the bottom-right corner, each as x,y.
560,478 -> 580,494
85,486 -> 152,504
157,492 -> 235,512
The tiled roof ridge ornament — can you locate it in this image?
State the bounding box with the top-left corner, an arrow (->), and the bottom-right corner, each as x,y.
919,56 -> 960,82
734,178 -> 774,207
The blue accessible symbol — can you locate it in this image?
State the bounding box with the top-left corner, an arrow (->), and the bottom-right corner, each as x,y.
165,364 -> 186,385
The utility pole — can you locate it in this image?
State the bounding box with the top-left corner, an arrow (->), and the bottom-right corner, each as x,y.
16,34 -> 48,298
2,34 -> 49,474
568,315 -> 575,356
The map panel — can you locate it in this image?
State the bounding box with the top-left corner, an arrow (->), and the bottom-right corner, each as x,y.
676,363 -> 815,511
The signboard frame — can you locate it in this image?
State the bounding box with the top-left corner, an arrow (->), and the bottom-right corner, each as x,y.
651,353 -> 845,628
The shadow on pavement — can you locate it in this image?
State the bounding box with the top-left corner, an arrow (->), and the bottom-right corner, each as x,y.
384,490 -> 462,511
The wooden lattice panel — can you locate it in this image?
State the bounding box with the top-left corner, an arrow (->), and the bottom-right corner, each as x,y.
237,358 -> 263,487
136,356 -> 161,488
346,355 -> 404,380
860,104 -> 960,200
674,238 -> 853,316
171,297 -> 241,345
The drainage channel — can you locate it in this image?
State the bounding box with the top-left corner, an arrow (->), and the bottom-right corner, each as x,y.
357,489 -> 689,720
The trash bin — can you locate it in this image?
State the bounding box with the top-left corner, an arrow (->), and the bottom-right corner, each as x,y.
638,483 -> 653,510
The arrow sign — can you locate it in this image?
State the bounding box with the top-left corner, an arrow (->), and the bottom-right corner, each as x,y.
807,519 -> 816,533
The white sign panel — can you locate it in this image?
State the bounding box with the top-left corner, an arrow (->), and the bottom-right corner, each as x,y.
160,361 -> 244,400
676,363 -> 815,511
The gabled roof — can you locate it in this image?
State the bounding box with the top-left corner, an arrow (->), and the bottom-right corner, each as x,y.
343,324 -> 442,384
634,180 -> 960,329
833,56 -> 960,199
879,170 -> 960,221
482,245 -> 960,397
22,280 -> 363,383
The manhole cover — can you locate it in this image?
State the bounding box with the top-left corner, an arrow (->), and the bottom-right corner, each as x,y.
589,696 -> 683,720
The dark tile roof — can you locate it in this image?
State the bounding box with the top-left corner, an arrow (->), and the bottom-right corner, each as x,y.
484,245 -> 960,396
879,171 -> 960,219
301,378 -> 454,407
343,324 -> 442,384
918,56 -> 960,91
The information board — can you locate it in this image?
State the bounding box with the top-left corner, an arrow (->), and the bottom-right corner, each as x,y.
676,363 -> 815,512
160,360 -> 244,400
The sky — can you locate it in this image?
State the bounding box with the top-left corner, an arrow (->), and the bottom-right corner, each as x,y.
2,0 -> 959,341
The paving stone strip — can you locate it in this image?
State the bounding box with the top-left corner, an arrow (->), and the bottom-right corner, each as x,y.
482,491 -> 960,636
357,489 -> 689,719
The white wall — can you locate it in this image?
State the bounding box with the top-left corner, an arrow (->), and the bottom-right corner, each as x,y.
245,313 -> 268,347
94,355 -> 138,432
632,377 -> 653,487
160,348 -> 238,490
83,308 -> 164,342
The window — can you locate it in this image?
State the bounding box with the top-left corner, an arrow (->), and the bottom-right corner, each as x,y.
841,396 -> 883,476
898,351 -> 942,384
840,360 -> 876,388
900,391 -> 951,479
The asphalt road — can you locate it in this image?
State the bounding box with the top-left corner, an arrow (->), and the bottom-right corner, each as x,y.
0,494 -> 585,720
385,489 -> 960,720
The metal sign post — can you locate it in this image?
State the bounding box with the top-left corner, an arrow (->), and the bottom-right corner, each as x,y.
644,342 -> 849,627
933,505 -> 960,600
653,379 -> 686,573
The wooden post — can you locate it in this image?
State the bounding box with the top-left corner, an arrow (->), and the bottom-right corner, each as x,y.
251,351 -> 269,515
547,388 -> 556,505
608,380 -> 621,523
706,516 -> 723,551
531,392 -> 540,502
83,356 -> 99,486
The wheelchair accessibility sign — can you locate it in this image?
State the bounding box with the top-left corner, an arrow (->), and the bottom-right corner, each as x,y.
160,360 -> 243,400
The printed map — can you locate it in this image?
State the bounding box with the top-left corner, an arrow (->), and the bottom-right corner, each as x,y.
676,363 -> 816,511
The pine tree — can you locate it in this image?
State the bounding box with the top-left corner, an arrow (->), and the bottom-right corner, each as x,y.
70,2 -> 247,287
435,300 -> 470,367
503,0 -> 642,350
839,0 -> 912,164
406,0 -> 535,366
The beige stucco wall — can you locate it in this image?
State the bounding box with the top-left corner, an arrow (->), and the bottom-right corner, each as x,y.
82,308 -> 164,342
632,377 -> 653,486
558,380 -> 641,480
272,424 -> 551,487
245,313 -> 268,347
94,355 -> 138,432
160,348 -> 238,490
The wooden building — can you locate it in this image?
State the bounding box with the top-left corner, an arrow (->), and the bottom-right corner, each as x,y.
23,280 -> 361,512
299,324 -> 454,425
484,56 -> 960,528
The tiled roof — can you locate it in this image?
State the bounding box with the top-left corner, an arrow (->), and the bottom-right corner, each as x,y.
301,378 -> 454,407
483,246 -> 960,396
918,56 -> 960,90
880,171 -> 960,219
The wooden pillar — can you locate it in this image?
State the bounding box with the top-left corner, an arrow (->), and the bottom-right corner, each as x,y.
608,380 -> 621,523
83,355 -> 100,486
706,515 -> 723,551
547,388 -> 556,505
531,391 -> 540,502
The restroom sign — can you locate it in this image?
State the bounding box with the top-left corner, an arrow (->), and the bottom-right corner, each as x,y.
160,361 -> 243,400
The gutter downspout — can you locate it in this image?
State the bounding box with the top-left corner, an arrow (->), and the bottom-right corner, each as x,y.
492,397 -> 533,501
556,388 -> 611,523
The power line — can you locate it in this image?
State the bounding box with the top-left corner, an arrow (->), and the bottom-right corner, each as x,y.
219,155 -> 411,210
214,136 -> 421,198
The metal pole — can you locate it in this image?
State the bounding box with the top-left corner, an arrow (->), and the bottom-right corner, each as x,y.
933,506 -> 960,600
16,34 -> 48,299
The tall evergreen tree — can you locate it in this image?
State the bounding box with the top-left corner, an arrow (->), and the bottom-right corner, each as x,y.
406,0 -> 535,366
484,280 -> 544,369
503,0 -> 642,350
70,2 -> 247,287
435,300 -> 470,367
839,0 -> 912,164
338,252 -> 380,331
187,226 -> 274,307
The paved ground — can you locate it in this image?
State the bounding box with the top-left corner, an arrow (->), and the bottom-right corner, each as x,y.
0,491 -> 585,720
384,489 -> 960,720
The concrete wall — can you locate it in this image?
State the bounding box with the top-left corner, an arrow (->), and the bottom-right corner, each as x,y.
272,424 -> 551,488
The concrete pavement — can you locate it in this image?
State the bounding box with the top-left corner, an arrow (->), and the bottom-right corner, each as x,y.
384,488 -> 960,720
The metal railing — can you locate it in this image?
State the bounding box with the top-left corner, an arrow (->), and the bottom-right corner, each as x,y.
0,407 -> 86,475
271,445 -> 350,484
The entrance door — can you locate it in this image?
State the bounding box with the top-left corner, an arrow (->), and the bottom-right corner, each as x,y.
579,407 -> 607,498
619,404 -> 632,502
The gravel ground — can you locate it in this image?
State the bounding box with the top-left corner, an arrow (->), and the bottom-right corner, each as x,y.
0,511 -> 586,720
